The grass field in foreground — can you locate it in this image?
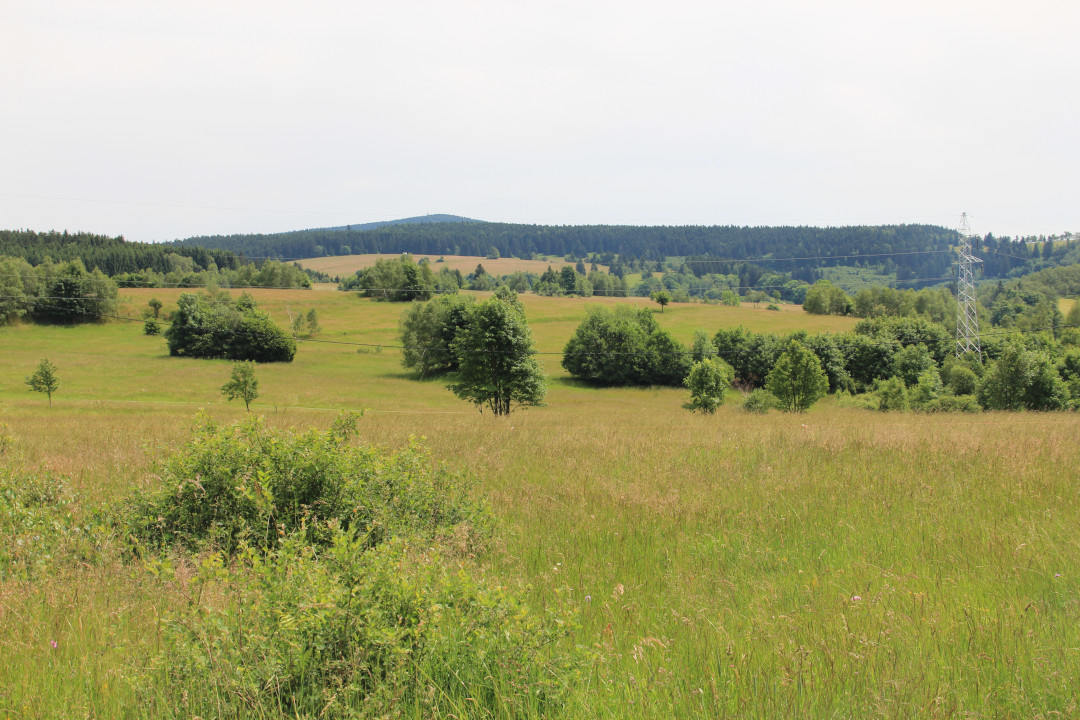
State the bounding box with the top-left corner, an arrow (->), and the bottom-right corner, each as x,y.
297,252 -> 601,278
1,289 -> 1078,719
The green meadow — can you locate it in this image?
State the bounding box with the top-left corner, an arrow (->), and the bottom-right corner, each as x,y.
2,288 -> 1079,718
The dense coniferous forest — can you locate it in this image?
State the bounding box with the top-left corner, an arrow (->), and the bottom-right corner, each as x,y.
175,220 -> 1080,285
1,230 -> 242,275
174,223 -> 956,276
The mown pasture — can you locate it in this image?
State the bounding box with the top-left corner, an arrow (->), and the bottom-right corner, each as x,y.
297,253 -> 598,279
1,288 -> 1078,719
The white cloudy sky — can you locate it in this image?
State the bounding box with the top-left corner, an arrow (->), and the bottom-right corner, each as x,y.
2,0 -> 1078,242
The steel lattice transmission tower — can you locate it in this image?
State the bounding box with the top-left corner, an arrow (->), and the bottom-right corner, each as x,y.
955,212 -> 982,360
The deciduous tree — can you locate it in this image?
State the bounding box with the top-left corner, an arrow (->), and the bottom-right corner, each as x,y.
448,295 -> 546,415
26,358 -> 60,407
221,361 -> 259,412
766,341 -> 828,412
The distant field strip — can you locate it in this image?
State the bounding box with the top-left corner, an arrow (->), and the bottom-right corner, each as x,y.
296,253 -> 598,277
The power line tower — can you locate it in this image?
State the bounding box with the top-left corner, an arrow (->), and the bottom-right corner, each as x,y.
955,212 -> 982,360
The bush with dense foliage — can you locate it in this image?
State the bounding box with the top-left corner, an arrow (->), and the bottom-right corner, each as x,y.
399,293 -> 476,377
563,305 -> 692,386
742,388 -> 778,413
131,413 -> 490,554
149,530 -> 583,719
164,291 -> 296,362
131,414 -> 586,719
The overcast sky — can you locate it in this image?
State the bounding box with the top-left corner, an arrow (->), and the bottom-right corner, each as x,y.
2,0 -> 1078,242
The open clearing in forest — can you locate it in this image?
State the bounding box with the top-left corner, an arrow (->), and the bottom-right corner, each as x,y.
296,253 -> 602,279
2,288 -> 1079,718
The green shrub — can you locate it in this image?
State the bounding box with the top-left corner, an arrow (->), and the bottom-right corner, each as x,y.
164,292 -> 296,362
148,530 -> 585,719
910,368 -> 943,409
920,394 -> 982,413
130,414 -> 491,554
143,318 -> 161,335
946,365 -> 978,395
742,388 -> 778,413
876,376 -> 909,411
562,305 -> 691,386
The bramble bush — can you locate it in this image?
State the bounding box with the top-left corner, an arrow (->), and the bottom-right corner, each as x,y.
144,530 -> 587,719
130,413 -> 492,554
130,414 -> 590,719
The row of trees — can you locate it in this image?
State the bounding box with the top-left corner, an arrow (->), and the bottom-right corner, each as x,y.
113,258 -> 314,290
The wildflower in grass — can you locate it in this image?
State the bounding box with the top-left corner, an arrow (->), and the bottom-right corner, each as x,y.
851,595 -> 861,601
50,640 -> 58,649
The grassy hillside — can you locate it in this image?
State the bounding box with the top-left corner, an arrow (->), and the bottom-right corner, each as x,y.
2,289 -> 1079,718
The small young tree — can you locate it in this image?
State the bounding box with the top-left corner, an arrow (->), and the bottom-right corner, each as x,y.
651,290 -> 671,313
304,308 -> 320,335
144,318 -> 162,336
26,358 -> 60,407
766,341 -> 828,412
683,357 -> 734,414
221,361 -> 259,412
148,297 -> 163,319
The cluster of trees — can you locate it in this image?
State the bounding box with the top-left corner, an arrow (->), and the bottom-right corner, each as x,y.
165,292 -> 296,362
339,255 -> 437,300
0,257 -> 117,325
561,305 -> 691,386
711,315 -> 1079,412
803,279 -> 959,321
802,264 -> 1080,363
399,288 -> 546,414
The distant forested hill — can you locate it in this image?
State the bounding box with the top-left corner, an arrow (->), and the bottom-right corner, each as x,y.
320,214 -> 477,232
1,229 -> 242,274
174,222 -> 963,282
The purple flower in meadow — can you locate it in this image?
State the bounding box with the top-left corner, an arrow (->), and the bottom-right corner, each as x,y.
50,640 -> 58,649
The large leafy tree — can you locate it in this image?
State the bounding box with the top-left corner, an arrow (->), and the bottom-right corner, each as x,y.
448,293 -> 546,415
766,341 -> 829,412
